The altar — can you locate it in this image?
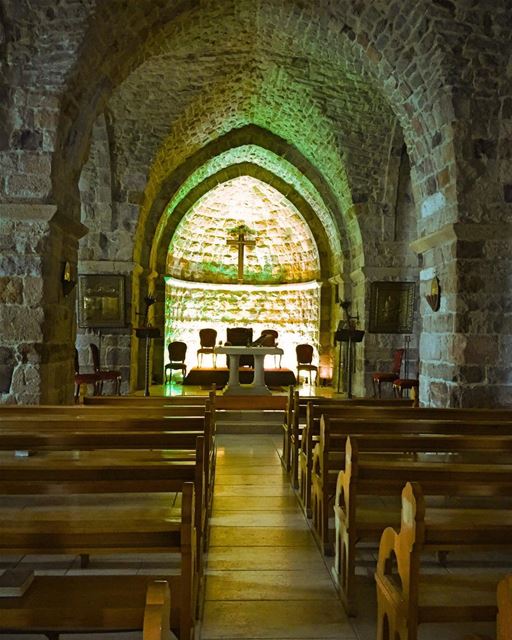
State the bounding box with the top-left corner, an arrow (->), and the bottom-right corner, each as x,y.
214,345 -> 284,395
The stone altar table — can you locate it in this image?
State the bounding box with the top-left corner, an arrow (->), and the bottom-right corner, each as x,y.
214,345 -> 284,395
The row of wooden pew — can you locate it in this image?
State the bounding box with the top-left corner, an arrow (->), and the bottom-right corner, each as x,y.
282,388 -> 512,639
0,393 -> 217,639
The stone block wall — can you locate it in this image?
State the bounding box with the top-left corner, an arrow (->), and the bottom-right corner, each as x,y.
164,279 -> 321,373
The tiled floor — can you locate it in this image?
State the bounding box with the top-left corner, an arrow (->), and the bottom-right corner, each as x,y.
201,434 -> 356,640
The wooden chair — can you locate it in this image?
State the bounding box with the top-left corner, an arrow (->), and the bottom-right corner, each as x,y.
74,348 -> 101,403
296,343 -> 318,385
197,328 -> 217,368
372,348 -> 404,397
164,341 -> 187,383
393,376 -> 419,398
261,329 -> 281,367
90,343 -> 122,395
226,327 -> 253,367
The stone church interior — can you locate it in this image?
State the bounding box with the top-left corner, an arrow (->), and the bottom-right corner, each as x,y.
0,0 -> 511,639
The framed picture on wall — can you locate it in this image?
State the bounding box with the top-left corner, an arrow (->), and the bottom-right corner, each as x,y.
368,281 -> 415,333
78,274 -> 126,328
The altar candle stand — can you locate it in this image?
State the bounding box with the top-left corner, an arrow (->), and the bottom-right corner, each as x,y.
334,328 -> 365,398
135,326 -> 161,397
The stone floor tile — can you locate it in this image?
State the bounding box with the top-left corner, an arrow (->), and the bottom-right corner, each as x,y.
209,526 -> 316,547
212,495 -> 301,512
206,545 -> 329,571
209,512 -> 309,529
216,465 -> 285,476
214,474 -> 289,486
205,569 -> 338,601
201,600 -> 356,639
213,485 -> 295,497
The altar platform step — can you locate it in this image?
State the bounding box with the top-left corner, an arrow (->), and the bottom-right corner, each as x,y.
214,408 -> 284,434
184,367 -> 296,388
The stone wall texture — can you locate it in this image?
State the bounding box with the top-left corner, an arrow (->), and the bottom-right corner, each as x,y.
0,0 -> 510,405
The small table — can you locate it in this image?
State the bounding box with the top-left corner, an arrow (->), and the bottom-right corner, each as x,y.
214,345 -> 284,396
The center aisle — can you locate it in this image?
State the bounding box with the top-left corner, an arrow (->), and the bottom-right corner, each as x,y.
200,434 -> 357,640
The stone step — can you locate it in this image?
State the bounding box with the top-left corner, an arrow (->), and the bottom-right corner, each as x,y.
214,409 -> 284,434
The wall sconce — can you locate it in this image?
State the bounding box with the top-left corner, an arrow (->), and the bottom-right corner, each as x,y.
425,276 -> 440,311
62,261 -> 77,296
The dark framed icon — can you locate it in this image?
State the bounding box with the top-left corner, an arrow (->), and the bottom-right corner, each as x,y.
78,274 -> 126,328
369,281 -> 415,334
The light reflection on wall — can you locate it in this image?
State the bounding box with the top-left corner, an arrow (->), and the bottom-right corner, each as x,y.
164,277 -> 321,373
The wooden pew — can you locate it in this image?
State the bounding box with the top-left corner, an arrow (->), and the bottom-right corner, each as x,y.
311,415 -> 512,554
83,394 -> 211,405
295,399 -> 415,510
334,436 -> 512,615
0,577 -> 180,639
375,482 -> 506,640
497,574 -> 512,640
0,450 -> 197,639
0,412 -> 215,511
0,430 -> 206,566
298,404 -> 512,516
462,574 -> 512,640
144,580 -> 174,640
281,388 -> 331,473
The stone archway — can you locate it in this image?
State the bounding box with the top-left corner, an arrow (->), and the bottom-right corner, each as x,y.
162,174 -> 323,378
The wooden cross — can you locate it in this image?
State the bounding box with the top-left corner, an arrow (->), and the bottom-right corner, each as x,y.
227,227 -> 256,283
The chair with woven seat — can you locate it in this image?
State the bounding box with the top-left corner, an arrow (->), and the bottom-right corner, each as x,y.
90,343 -> 122,395
197,328 -> 217,368
296,343 -> 318,386
164,341 -> 187,384
74,348 -> 101,403
372,348 -> 404,398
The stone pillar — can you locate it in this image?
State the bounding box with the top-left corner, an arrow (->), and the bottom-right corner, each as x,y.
0,204 -> 87,404
411,223 -> 511,408
129,265 -> 163,392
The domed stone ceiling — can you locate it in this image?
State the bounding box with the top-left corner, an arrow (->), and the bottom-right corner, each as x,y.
166,175 -> 320,284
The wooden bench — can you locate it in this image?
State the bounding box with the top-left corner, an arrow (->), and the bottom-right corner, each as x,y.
295,399 -> 416,511
311,415 -> 512,554
0,427 -> 207,565
375,482 -> 508,640
334,436 -> 512,614
83,394 -> 211,405
298,404 -> 512,516
0,411 -> 215,511
0,577 -> 178,639
462,574 -> 512,640
0,452 -> 198,638
281,388 -> 333,473
144,580 -> 174,640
